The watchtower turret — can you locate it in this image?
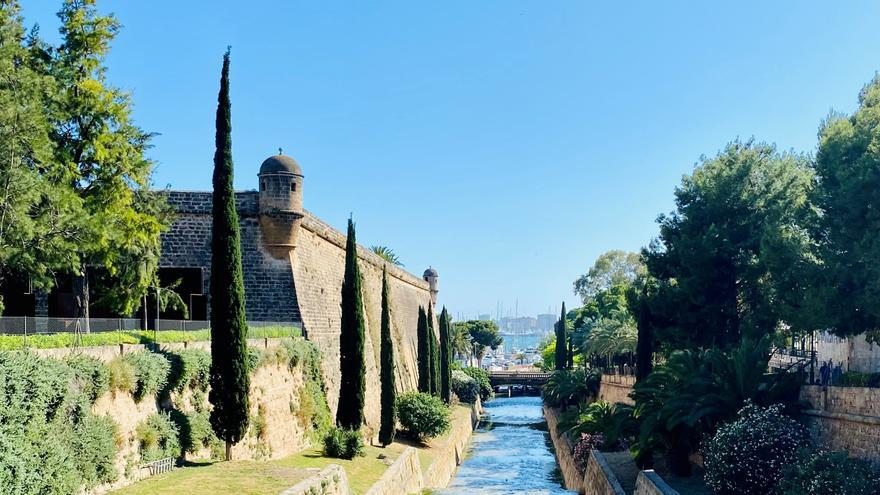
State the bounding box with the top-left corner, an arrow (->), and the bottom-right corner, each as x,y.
258,152 -> 304,259
423,266 -> 439,305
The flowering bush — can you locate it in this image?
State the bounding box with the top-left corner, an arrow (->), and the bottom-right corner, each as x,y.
572,432 -> 605,475
451,370 -> 479,403
703,403 -> 807,495
777,449 -> 880,495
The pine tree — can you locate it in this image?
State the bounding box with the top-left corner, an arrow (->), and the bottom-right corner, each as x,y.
337,217 -> 366,430
439,307 -> 452,403
555,302 -> 568,370
208,48 -> 250,461
428,305 -> 441,396
417,306 -> 431,393
378,266 -> 396,446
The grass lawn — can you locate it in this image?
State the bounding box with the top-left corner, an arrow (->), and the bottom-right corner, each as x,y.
112,403 -> 476,495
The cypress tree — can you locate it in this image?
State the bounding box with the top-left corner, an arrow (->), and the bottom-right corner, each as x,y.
635,285 -> 653,383
439,307 -> 452,403
417,306 -> 431,393
555,302 -> 568,370
428,305 -> 441,396
208,48 -> 250,461
337,218 -> 367,430
567,334 -> 574,369
378,266 -> 396,446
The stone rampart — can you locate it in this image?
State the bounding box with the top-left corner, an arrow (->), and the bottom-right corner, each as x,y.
292,212 -> 435,432
800,385 -> 880,461
634,470 -> 680,495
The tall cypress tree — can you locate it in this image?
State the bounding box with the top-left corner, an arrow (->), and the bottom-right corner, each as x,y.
439,307 -> 452,403
428,305 -> 441,396
635,285 -> 653,383
337,218 -> 367,430
208,48 -> 250,461
378,266 -> 396,446
417,306 -> 431,393
554,302 -> 568,370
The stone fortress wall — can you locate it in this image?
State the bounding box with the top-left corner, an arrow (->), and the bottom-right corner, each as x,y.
159,153 -> 438,434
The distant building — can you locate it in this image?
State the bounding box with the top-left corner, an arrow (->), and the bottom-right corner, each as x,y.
537,313 -> 557,332
478,313 -> 491,321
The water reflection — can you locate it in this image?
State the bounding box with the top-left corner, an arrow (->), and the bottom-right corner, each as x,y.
435,396 -> 576,495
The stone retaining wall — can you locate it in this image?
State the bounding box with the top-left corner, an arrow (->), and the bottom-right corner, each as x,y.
363,447 -> 423,495
801,385 -> 880,461
31,336 -> 284,361
598,375 -> 635,405
544,405 -> 585,493
279,465 -> 350,495
634,470 -> 680,495
584,451 -> 626,495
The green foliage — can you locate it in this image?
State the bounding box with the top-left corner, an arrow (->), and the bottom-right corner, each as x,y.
573,250 -> 645,304
451,369 -> 479,403
336,218 -> 366,430
703,403 -> 807,495
417,306 -> 431,393
396,392 -> 451,441
428,305 -> 441,396
123,351 -> 171,402
369,245 -> 403,266
565,401 -> 637,451
543,368 -> 601,409
644,140 -> 816,349
777,449 -> 880,495
322,427 -> 365,460
631,337 -> 803,476
208,48 -> 250,454
461,366 -> 492,402
813,76 -> 880,337
453,320 -> 502,366
439,307 -> 452,403
136,412 -> 181,462
65,354 -> 110,404
539,337 -> 556,371
165,349 -> 211,394
555,302 -> 568,370
170,408 -> 221,456
379,267 -> 397,446
0,351 -> 119,493
108,356 -> 136,394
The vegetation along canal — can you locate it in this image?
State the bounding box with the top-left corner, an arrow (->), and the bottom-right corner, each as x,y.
435,396 -> 575,495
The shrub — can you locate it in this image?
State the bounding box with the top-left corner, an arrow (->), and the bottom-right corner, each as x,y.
65,354 -> 110,404
136,412 -> 181,462
461,367 -> 492,402
170,408 -> 220,455
777,449 -> 880,495
396,392 -> 450,440
123,352 -> 171,402
0,352 -> 119,494
108,357 -> 136,394
165,349 -> 211,394
573,433 -> 605,475
247,347 -> 264,370
451,369 -> 479,403
543,368 -> 600,409
703,403 -> 807,495
322,427 -> 364,460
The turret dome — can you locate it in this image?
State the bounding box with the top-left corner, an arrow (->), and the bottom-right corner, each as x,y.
424,267 -> 439,278
260,154 -> 302,175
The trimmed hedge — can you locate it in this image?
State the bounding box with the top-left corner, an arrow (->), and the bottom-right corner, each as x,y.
396,392 -> 450,440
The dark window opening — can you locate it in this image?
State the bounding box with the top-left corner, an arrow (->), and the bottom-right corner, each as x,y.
290,181 -> 297,192
261,180 -> 266,191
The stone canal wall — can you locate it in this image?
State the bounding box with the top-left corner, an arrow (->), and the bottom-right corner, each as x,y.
279,464 -> 350,495
634,470 -> 680,495
598,375 -> 635,405
584,451 -> 626,495
801,384 -> 880,461
544,405 -> 585,493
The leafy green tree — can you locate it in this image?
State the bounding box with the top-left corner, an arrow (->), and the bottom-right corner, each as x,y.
813,77 -> 880,338
0,2 -> 81,314
207,49 -> 249,460
573,250 -> 645,304
439,307 -> 452,403
416,306 -> 431,393
45,0 -> 169,325
337,217 -> 366,430
450,319 -> 473,362
555,302 -> 568,370
644,141 -> 816,349
370,245 -> 403,266
453,320 -> 502,367
378,266 -> 396,446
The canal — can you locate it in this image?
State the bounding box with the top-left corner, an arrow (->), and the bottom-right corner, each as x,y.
434,396 -> 576,495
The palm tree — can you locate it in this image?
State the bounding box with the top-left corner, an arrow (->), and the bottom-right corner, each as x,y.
370,245 -> 403,266
514,351 -> 525,365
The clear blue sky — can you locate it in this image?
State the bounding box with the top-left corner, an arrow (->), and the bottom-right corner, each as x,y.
22,1 -> 880,319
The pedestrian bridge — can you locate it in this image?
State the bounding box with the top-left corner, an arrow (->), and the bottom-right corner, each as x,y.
488,370 -> 552,387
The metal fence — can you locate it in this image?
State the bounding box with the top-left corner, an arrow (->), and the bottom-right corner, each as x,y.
0,316 -> 299,333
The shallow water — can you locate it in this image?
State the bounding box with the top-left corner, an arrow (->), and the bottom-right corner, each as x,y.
434,396 -> 576,495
